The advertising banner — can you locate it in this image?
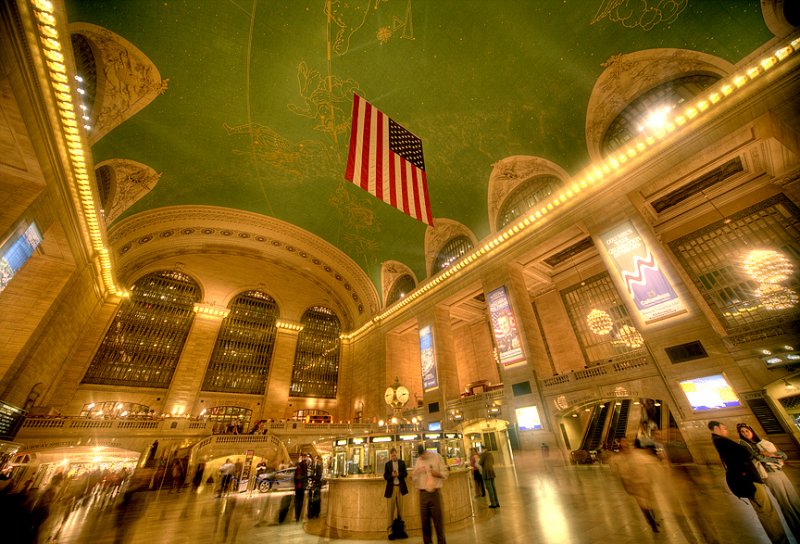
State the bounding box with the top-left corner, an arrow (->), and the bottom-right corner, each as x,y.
239,449 -> 254,492
600,221 -> 685,322
487,286 -> 525,365
419,326 -> 438,390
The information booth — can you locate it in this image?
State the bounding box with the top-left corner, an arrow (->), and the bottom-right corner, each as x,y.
326,429 -> 472,533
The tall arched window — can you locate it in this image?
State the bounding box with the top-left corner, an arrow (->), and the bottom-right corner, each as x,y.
433,236 -> 474,273
602,74 -> 719,154
206,406 -> 252,435
82,270 -> 200,388
290,307 -> 341,398
386,274 -> 416,306
202,290 -> 279,395
497,175 -> 563,230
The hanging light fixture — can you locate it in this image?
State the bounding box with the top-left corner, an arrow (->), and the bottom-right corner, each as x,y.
586,309 -> 613,335
756,283 -> 799,311
743,249 -> 794,284
613,325 -> 644,348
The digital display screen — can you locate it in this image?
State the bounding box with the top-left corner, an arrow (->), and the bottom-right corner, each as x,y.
427,421 -> 441,431
679,374 -> 741,411
515,406 -> 542,430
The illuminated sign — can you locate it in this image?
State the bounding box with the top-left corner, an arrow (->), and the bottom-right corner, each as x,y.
371,436 -> 392,443
487,286 -> 525,365
335,439 -> 347,446
349,437 -> 365,445
444,433 -> 460,439
600,221 -> 685,323
515,406 -> 543,430
679,374 -> 741,411
427,421 -> 441,431
419,326 -> 439,390
399,434 -> 419,441
424,432 -> 442,440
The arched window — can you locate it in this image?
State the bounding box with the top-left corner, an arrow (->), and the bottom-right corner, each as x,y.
386,274 -> 416,306
290,307 -> 341,398
602,74 -> 719,155
202,290 -> 279,395
206,406 -> 252,435
497,175 -> 563,230
561,272 -> 644,365
433,236 -> 474,273
82,270 -> 200,388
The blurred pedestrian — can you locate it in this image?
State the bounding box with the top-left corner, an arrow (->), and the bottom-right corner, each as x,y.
479,448 -> 499,508
412,444 -> 448,544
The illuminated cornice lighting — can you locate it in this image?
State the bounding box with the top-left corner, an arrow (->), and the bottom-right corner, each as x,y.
339,36 -> 800,341
276,319 -> 304,332
638,105 -> 673,133
193,303 -> 230,318
28,0 -> 122,296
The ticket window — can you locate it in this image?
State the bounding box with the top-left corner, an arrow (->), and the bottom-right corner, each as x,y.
348,445 -> 365,474
374,446 -> 389,471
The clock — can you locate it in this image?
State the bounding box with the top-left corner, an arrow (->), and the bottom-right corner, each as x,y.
384,387 -> 396,406
396,386 -> 410,406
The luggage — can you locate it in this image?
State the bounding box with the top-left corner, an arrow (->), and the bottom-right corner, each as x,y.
388,516 -> 408,540
307,487 -> 321,519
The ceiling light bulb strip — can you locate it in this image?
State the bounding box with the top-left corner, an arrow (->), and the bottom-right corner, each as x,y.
29,0 -> 123,296
343,34 -> 800,341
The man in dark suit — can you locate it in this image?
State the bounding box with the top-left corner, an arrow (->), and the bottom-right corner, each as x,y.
384,447 -> 408,536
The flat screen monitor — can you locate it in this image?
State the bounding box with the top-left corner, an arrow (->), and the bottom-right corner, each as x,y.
679,374 -> 741,411
515,405 -> 542,430
427,421 -> 441,431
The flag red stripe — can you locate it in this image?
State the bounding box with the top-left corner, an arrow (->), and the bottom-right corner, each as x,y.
421,170 -> 433,225
411,165 -> 422,222
359,102 -> 371,190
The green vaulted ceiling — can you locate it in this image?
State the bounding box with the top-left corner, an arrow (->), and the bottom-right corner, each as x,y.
64,0 -> 771,289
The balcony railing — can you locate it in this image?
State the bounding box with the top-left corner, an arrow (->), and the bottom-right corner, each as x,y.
541,351 -> 654,389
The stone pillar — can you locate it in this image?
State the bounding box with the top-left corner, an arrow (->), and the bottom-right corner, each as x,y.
480,263 -> 553,436
164,313 -> 223,416
417,305 -> 460,426
261,327 -> 300,420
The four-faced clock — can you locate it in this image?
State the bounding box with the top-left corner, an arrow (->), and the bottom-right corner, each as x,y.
384,387 -> 396,406
396,386 -> 410,406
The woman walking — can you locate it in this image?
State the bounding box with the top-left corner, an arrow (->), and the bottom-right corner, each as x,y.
469,448 -> 484,498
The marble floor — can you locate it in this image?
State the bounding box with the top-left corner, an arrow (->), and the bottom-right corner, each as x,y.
27,451 -> 800,543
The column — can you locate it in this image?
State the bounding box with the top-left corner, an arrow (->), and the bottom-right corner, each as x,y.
261,327 -> 301,420
164,313 -> 223,416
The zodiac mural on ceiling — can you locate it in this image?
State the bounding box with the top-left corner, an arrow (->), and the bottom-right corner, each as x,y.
591,0 -> 687,31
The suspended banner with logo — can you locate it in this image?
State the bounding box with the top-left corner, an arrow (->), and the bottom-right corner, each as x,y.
419,325 -> 439,390
487,286 -> 525,366
600,221 -> 685,323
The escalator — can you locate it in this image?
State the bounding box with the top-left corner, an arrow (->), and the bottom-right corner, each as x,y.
605,399 -> 631,448
581,403 -> 610,451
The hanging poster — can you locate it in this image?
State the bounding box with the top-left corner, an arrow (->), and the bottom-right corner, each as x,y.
419,325 -> 438,390
487,286 -> 525,366
600,221 -> 685,323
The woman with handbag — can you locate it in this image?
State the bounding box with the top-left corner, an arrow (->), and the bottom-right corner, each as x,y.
738,423 -> 800,538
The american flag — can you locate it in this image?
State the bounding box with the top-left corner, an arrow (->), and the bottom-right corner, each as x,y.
345,94 -> 433,225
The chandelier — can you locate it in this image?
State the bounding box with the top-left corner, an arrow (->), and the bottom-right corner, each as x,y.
613,325 -> 644,349
756,283 -> 799,311
743,249 -> 794,284
586,309 -> 613,335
